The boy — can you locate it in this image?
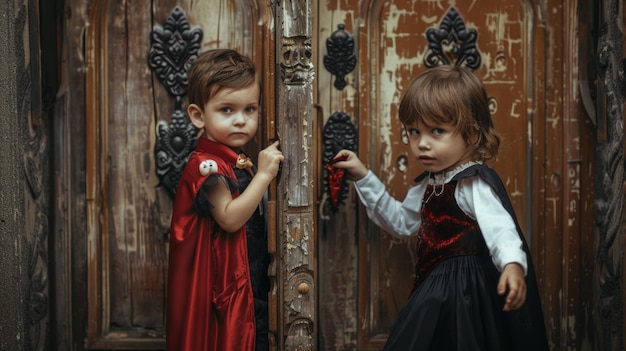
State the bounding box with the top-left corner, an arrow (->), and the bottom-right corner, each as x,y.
166,48 -> 283,351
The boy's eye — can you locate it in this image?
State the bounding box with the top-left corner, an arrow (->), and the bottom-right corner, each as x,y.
220,107 -> 233,113
245,106 -> 257,113
432,128 -> 445,135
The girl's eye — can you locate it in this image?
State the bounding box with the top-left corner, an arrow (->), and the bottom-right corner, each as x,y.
406,128 -> 419,136
245,106 -> 257,113
432,128 -> 445,135
220,107 -> 233,113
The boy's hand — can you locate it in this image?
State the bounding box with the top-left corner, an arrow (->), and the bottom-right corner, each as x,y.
498,263 -> 527,311
331,150 -> 368,180
257,141 -> 284,180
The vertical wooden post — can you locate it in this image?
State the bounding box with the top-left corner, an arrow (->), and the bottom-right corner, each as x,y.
264,2 -> 279,350
273,0 -> 316,350
0,1 -> 31,349
594,0 -> 625,349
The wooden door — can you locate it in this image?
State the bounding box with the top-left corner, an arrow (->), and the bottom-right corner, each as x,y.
315,1 -> 593,349
80,1 -> 270,348
54,0 -> 595,349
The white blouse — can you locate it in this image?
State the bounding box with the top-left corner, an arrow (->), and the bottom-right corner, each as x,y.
353,162 -> 528,275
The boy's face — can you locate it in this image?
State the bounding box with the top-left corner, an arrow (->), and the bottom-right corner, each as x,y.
404,120 -> 474,173
189,83 -> 260,149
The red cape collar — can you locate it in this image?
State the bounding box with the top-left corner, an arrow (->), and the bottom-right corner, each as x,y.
196,137 -> 240,166
196,137 -> 253,172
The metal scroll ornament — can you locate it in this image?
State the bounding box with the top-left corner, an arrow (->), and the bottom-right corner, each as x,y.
424,7 -> 481,70
323,111 -> 357,212
323,24 -> 357,90
148,6 -> 202,198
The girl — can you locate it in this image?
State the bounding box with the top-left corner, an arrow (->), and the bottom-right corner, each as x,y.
333,65 -> 548,350
167,49 -> 283,351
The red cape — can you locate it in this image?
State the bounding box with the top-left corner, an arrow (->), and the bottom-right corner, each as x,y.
166,138 -> 256,351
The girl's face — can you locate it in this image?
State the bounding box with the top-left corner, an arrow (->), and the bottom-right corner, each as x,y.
189,83 -> 260,149
404,120 -> 474,173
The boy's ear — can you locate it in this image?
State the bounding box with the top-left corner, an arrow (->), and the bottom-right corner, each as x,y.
187,104 -> 205,129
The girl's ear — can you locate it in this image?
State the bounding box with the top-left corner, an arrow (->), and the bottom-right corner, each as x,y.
187,104 -> 205,129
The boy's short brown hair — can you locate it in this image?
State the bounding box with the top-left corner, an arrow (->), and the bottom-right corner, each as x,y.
187,49 -> 257,109
398,65 -> 500,162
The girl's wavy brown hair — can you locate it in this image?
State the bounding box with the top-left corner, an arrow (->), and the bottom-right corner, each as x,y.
398,65 -> 500,162
187,49 -> 257,109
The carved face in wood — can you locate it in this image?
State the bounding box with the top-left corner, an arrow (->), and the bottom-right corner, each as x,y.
280,38 -> 313,84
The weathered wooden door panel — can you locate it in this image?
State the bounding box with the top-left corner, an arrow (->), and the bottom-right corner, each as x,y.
316,1 -> 548,350
84,0 -> 266,348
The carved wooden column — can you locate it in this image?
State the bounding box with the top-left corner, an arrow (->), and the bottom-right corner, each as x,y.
273,0 -> 315,350
0,1 -> 51,350
0,1 -> 34,349
593,0 -> 625,349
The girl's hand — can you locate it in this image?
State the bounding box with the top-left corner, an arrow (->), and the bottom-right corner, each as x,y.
257,141 -> 284,181
498,263 -> 527,311
332,150 -> 369,180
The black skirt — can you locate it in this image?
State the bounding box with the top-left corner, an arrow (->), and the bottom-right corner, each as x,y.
383,255 -> 531,351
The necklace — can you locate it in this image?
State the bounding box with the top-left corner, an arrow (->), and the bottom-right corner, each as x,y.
422,172 -> 445,204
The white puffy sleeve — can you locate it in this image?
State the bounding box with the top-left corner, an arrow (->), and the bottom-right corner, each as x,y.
353,171 -> 426,237
456,176 -> 528,275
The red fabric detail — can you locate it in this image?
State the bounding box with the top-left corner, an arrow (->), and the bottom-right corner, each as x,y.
412,181 -> 490,291
327,154 -> 348,206
326,162 -> 345,206
167,138 -> 256,351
